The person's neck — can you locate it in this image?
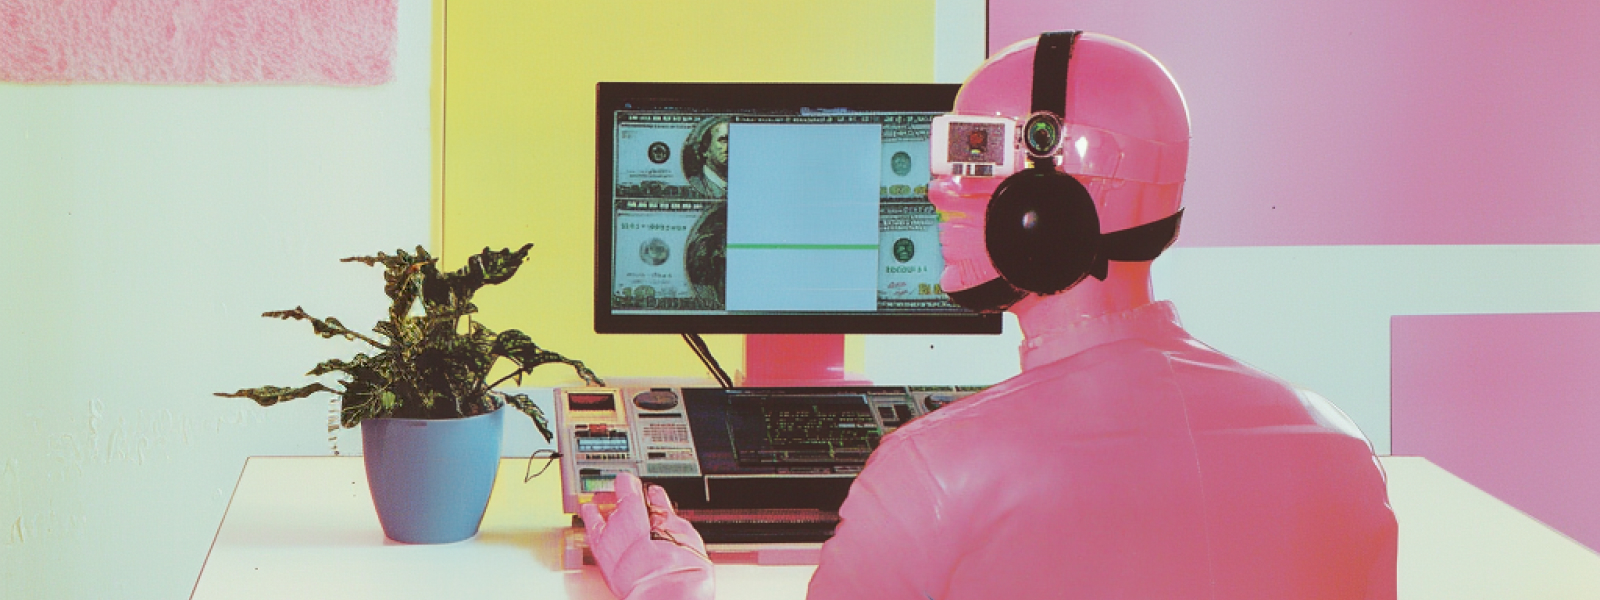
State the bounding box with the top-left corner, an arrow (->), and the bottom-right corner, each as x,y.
1010,262 -> 1155,341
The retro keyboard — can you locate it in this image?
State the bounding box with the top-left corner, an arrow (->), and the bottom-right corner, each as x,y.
677,508 -> 841,544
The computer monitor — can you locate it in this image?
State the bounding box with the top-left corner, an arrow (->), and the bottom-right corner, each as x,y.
595,82 -> 999,333
594,82 -> 1001,383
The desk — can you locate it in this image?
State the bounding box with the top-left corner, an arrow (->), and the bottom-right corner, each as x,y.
191,457 -> 1600,599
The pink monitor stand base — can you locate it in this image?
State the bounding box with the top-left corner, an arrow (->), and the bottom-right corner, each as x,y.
742,334 -> 870,387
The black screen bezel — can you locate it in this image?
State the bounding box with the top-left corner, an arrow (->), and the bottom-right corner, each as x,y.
594,82 -> 1001,335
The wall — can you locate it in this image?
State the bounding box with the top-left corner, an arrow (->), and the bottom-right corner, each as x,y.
0,0 -> 433,597
1393,313 -> 1600,552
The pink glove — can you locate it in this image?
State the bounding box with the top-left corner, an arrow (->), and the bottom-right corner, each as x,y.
579,472 -> 715,600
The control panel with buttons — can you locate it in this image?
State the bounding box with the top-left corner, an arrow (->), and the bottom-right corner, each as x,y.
554,385 -> 986,515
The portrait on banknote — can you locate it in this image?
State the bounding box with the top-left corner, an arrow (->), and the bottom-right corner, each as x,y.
682,116 -> 731,199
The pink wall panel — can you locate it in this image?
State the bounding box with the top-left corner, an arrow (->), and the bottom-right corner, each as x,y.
1392,312 -> 1600,551
0,1 -> 396,85
988,1 -> 1600,247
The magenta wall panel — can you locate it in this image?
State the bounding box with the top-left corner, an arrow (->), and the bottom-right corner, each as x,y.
1392,312 -> 1600,551
987,1 -> 1600,247
0,0 -> 396,85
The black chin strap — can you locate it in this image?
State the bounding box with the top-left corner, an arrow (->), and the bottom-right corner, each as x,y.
1088,208 -> 1185,281
946,278 -> 1029,313
948,210 -> 1184,313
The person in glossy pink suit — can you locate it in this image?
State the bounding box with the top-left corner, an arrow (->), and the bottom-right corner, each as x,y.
582,32 -> 1398,600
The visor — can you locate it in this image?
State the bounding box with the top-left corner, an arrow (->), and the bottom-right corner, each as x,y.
931,113 -> 1187,185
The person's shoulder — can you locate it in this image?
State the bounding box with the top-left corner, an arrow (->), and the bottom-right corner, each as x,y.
1291,388 -> 1377,448
1164,334 -> 1375,445
887,378 -> 1039,444
1156,331 -> 1294,390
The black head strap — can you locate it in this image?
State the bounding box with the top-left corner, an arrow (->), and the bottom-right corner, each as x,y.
1028,31 -> 1079,170
1032,31 -> 1078,117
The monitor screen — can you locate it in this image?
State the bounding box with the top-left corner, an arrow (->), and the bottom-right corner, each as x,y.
595,82 -> 1002,334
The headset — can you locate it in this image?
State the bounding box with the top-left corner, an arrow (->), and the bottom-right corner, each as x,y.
931,31 -> 1184,312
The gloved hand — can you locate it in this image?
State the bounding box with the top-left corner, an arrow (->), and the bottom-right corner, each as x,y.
579,472 -> 715,600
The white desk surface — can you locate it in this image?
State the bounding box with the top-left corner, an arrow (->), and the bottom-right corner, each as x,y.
191,456 -> 1600,599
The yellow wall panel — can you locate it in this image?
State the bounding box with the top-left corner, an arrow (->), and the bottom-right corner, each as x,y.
439,1 -> 938,383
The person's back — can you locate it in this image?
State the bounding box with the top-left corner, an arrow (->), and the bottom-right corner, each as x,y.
809,301 -> 1396,599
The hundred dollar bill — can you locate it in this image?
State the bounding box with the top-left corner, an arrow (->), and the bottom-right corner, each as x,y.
877,200 -> 960,311
615,113 -> 733,200
612,201 -> 721,311
877,113 -> 934,200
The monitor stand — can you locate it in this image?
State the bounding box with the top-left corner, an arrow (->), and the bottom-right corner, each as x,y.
743,334 -> 870,387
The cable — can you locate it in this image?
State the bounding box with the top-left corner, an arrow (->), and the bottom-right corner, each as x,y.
523,449 -> 562,483
684,333 -> 730,387
682,333 -> 733,388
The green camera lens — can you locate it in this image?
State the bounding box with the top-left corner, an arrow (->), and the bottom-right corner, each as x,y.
1023,113 -> 1062,157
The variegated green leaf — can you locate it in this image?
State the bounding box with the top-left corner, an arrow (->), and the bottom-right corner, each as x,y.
214,383 -> 336,407
262,307 -> 385,348
503,392 -> 553,442
493,329 -> 604,386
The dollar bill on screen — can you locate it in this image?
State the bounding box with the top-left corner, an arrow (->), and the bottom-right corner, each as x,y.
878,200 -> 953,310
612,200 -> 713,310
879,114 -> 933,200
615,113 -> 730,199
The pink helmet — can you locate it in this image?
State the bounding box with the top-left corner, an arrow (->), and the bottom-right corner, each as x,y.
930,32 -> 1190,312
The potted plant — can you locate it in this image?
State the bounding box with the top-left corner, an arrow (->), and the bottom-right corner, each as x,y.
217,244 -> 603,543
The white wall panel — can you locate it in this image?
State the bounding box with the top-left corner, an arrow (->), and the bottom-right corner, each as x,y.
935,0 -> 987,83
866,244 -> 1600,454
0,1 -> 432,598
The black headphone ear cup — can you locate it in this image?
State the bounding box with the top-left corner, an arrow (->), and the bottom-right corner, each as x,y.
985,169 -> 1100,295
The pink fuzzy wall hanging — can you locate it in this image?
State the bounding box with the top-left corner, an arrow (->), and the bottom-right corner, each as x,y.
0,0 -> 397,85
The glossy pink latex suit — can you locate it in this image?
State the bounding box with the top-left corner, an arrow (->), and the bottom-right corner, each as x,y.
581,473 -> 715,599
582,32 -> 1397,599
806,300 -> 1398,599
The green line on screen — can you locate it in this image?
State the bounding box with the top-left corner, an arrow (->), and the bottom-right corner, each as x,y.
726,243 -> 878,250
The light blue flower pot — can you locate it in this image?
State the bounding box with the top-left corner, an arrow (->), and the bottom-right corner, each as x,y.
361,407 -> 505,544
